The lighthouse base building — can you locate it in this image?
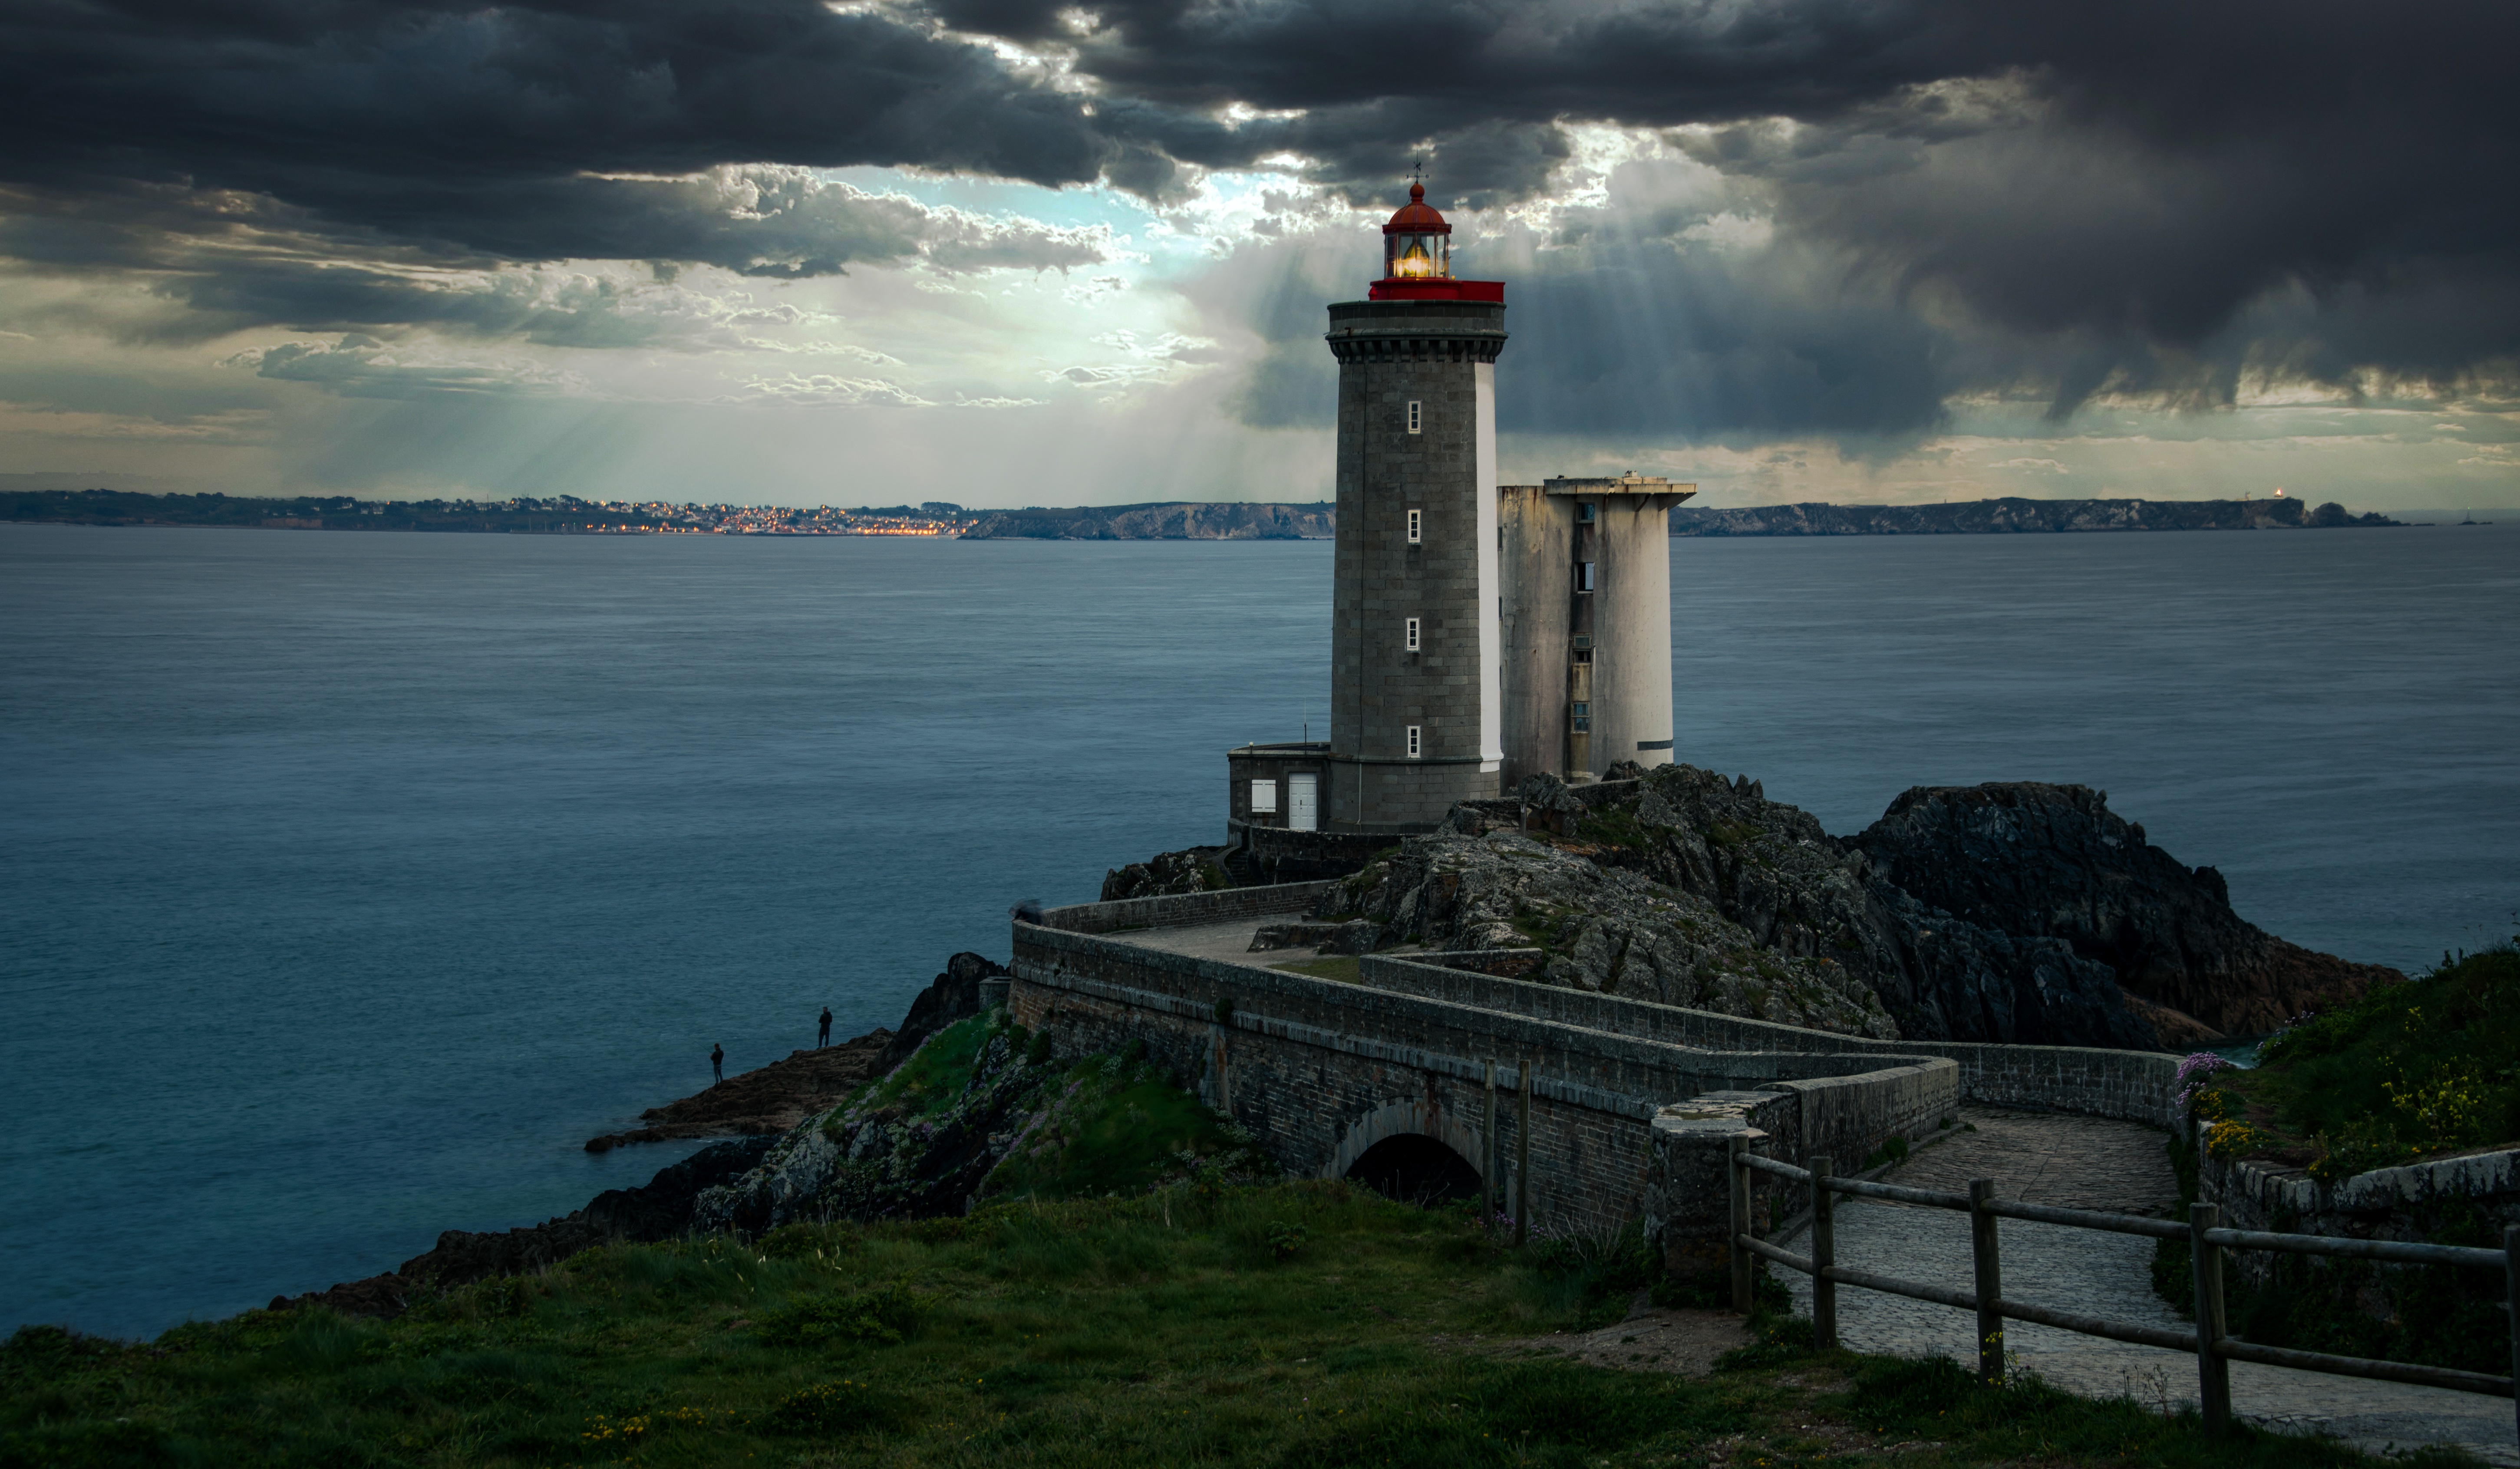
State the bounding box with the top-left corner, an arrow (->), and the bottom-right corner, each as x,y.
1227,183 -> 1693,861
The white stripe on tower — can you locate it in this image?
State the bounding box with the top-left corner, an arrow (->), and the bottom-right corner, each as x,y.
1475,362 -> 1502,771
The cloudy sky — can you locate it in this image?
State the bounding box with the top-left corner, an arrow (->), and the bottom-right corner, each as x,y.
3,0 -> 2514,509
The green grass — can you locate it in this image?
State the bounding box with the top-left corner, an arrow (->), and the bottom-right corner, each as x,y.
1573,808 -> 1649,851
2210,942 -> 2520,1175
5,1193 -> 2469,1469
983,1057 -> 1268,1202
0,1187 -> 1710,1468
863,1015 -> 998,1118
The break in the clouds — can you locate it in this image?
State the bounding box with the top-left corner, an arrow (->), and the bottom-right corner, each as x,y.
0,0 -> 2514,504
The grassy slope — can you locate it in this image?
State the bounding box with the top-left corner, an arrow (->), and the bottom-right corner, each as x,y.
2,1189 -> 2463,1469
8,1027 -> 2494,1467
2211,944 -> 2520,1174
982,1063 -> 1259,1202
2152,945 -> 2519,1375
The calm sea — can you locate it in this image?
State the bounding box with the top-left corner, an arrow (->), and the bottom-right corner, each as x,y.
3,521 -> 2514,1338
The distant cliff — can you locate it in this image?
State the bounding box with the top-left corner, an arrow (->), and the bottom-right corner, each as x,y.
960,502 -> 1333,540
1669,497 -> 2403,536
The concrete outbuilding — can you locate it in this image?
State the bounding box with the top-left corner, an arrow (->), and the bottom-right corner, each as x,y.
1500,474 -> 1694,786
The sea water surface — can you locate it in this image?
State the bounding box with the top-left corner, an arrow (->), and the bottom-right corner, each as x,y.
3,521 -> 2514,1337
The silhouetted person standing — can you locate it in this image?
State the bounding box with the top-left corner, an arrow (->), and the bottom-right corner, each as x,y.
818,1008 -> 833,1047
710,1043 -> 724,1085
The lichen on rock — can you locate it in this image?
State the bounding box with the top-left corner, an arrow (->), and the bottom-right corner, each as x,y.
1313,781 -> 1899,1039
1307,763 -> 2396,1051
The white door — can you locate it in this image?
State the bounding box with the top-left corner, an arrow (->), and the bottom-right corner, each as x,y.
1289,773 -> 1318,832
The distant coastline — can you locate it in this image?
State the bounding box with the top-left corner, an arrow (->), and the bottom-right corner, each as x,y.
0,487 -> 971,536
959,502 -> 1332,540
5,487 -> 2423,540
1669,496 -> 2403,536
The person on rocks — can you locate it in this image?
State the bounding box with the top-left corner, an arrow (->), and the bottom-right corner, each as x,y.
818,1008 -> 832,1047
710,1043 -> 724,1085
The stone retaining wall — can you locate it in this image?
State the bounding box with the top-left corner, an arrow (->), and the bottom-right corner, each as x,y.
1012,893 -> 1959,1235
1374,952 -> 2179,1126
2201,1142 -> 2520,1286
1042,880 -> 1340,935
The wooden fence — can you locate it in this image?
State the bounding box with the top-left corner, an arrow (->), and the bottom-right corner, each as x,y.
1725,1137 -> 2520,1439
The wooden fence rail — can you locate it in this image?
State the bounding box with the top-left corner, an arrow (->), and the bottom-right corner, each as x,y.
1727,1137 -> 2520,1439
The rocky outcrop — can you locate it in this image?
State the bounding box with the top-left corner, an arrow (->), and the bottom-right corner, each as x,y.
270,1137 -> 775,1317
692,1022 -> 1052,1234
1318,766 -> 2167,1047
884,952 -> 1006,1067
1313,789 -> 1901,1038
579,956 -> 1005,1152
585,1034 -> 895,1150
1853,783 -> 2399,1037
1100,847 -> 1228,902
1339,766 -> 2388,1048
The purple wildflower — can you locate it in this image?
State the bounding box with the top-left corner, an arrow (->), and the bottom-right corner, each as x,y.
2174,1051 -> 2233,1110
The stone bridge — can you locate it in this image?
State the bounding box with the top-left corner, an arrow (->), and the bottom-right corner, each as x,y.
1011,883 -> 2181,1257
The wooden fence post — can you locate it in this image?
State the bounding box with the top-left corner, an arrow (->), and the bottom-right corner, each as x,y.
1811,1154 -> 1837,1350
2504,1224 -> 2518,1449
1728,1135 -> 1753,1313
1968,1179 -> 2003,1386
1481,1059 -> 1496,1235
1514,1057 -> 1531,1248
2190,1202 -> 2232,1435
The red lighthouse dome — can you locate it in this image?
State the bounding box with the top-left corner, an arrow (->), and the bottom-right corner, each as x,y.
1369,180 -> 1503,302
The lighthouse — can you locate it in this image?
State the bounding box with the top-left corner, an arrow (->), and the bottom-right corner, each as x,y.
1320,181 -> 1509,828
1222,182 -> 1692,871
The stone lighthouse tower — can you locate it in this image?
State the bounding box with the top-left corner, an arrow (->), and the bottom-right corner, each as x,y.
1322,182 -> 1508,828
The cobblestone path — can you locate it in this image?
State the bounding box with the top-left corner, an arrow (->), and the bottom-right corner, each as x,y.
1778,1109 -> 2517,1465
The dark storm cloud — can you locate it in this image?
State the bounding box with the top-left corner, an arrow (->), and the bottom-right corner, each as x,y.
0,0 -> 1111,242
1070,0 -> 2519,399
0,168 -> 1109,348
3,0 -> 2514,420
0,0 -> 1127,351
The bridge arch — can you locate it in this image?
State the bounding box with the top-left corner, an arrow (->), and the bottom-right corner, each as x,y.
1325,1099 -> 1486,1197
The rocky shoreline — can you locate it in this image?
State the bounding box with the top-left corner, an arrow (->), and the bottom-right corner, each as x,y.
272,955 -> 1010,1318
268,770 -> 2399,1319
581,1031 -> 895,1151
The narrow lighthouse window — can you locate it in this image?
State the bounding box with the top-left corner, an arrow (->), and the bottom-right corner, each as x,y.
1406,725 -> 1422,758
1406,508 -> 1422,543
1405,617 -> 1421,651
1406,400 -> 1422,435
